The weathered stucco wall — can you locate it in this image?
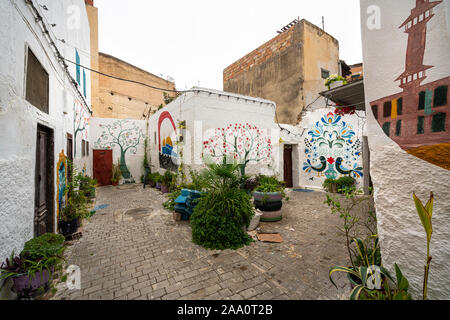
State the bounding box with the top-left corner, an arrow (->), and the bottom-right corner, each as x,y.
90,117 -> 147,184
223,19 -> 340,125
148,88 -> 281,179
95,53 -> 176,120
361,0 -> 450,299
0,0 -> 91,280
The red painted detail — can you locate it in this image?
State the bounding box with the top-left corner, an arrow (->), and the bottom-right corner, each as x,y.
158,111 -> 177,152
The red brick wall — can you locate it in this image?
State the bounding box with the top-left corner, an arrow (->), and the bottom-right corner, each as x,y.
223,28 -> 295,83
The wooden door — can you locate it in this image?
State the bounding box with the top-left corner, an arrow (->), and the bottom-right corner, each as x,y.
283,145 -> 293,188
93,149 -> 112,186
35,125 -> 54,237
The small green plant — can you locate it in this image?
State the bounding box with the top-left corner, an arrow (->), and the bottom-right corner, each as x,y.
61,161 -> 90,222
161,171 -> 177,190
413,192 -> 434,300
111,161 -> 122,184
325,74 -> 347,89
254,175 -> 285,193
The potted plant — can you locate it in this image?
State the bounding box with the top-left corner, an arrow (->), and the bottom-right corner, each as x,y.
253,175 -> 285,221
59,162 -> 89,236
154,173 -> 162,190
161,171 -> 175,194
323,178 -> 338,193
325,74 -> 347,90
78,174 -> 97,200
0,233 -> 65,299
111,163 -> 121,186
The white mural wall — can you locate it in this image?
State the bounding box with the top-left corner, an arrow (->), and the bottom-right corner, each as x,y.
361,0 -> 450,299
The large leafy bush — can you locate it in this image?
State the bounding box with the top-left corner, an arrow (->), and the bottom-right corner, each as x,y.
190,162 -> 254,250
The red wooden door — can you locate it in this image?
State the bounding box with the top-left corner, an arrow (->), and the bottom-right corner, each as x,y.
93,150 -> 113,186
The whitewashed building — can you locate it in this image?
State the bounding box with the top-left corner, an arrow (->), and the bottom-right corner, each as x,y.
0,0 -> 92,296
360,0 -> 450,299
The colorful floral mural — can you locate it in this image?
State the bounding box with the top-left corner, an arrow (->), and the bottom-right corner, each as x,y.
303,112 -> 363,180
94,119 -> 144,182
158,111 -> 178,172
203,123 -> 273,176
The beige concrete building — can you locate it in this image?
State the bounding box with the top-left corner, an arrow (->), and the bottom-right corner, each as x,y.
85,0 -> 176,120
223,19 -> 341,125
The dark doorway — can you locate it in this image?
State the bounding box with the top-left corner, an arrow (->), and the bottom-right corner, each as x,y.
93,149 -> 113,186
35,125 -> 54,237
283,145 -> 293,188
66,134 -> 73,162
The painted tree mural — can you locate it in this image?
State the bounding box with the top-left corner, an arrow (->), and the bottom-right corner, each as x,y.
303,112 -> 363,180
74,101 -> 90,157
203,123 -> 273,176
94,119 -> 144,182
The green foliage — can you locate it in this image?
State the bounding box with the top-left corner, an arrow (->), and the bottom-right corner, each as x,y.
111,161 -> 122,183
77,173 -> 97,199
1,233 -> 66,285
190,163 -> 254,250
325,187 -> 377,269
163,186 -> 182,212
161,171 -> 177,190
21,233 -> 65,261
329,263 -> 412,300
254,175 -> 285,193
61,161 -> 90,222
323,176 -> 355,193
352,236 -> 381,268
163,92 -> 180,105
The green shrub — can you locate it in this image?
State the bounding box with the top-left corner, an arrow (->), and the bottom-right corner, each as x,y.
254,175 -> 285,193
191,188 -> 253,250
190,162 -> 254,250
336,176 -> 356,193
21,233 -> 65,260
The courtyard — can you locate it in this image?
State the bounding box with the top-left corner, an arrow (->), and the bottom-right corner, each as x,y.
51,184 -> 364,300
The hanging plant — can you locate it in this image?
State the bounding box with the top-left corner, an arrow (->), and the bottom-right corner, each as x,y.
334,105 -> 356,116
325,74 -> 347,90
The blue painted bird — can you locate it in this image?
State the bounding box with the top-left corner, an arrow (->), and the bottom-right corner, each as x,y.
335,157 -> 363,178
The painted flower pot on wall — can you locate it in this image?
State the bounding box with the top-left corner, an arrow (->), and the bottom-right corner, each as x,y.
253,191 -> 283,213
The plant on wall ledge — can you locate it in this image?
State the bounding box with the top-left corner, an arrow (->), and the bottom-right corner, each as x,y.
325,74 -> 347,90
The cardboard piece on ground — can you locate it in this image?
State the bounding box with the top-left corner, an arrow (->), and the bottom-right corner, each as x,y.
257,233 -> 283,243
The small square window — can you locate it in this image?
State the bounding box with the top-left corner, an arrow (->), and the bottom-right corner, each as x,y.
372,105 -> 378,119
321,68 -> 330,80
434,86 -> 448,107
395,120 -> 402,136
382,122 -> 390,137
383,101 -> 392,117
432,112 -> 446,132
25,48 -> 49,113
417,116 -> 425,134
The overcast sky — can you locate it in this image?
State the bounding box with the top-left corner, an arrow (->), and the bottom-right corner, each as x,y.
95,0 -> 362,91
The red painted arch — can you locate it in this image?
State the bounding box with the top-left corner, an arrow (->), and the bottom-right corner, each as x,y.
158,111 -> 177,152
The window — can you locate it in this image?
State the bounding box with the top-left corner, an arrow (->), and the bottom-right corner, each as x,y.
76,50 -> 81,85
417,116 -> 425,134
434,86 -> 448,107
372,105 -> 378,119
86,141 -> 89,156
25,48 -> 49,113
382,122 -> 390,136
395,120 -> 402,136
81,139 -> 86,157
418,91 -> 426,110
321,68 -> 330,79
432,112 -> 446,132
397,98 -> 403,115
383,101 -> 392,117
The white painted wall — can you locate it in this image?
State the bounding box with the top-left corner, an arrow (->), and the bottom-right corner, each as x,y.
148,88 -> 281,179
90,118 -> 147,183
361,0 -> 450,299
0,0 -> 91,283
294,107 -> 366,190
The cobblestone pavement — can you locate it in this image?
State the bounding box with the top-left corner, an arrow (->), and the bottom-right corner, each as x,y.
52,184 -> 364,300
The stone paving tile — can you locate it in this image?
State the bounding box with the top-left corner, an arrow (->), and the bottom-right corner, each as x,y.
51,184 -> 368,300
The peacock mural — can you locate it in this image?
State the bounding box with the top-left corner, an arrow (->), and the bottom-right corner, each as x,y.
303,112 -> 363,181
